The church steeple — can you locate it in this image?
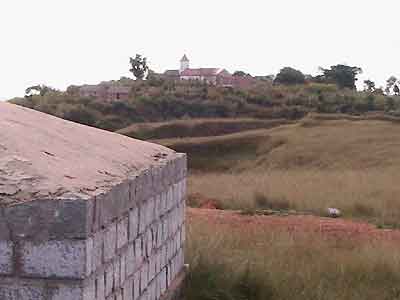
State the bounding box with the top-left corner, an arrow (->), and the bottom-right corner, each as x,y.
180,55 -> 189,73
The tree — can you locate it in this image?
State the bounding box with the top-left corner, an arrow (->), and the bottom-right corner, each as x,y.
25,85 -> 56,97
233,71 -> 251,77
363,79 -> 375,92
319,65 -> 362,89
386,76 -> 398,95
394,84 -> 400,96
274,67 -> 306,85
129,54 -> 149,80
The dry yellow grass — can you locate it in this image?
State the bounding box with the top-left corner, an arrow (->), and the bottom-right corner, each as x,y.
173,117 -> 400,299
186,213 -> 400,300
164,119 -> 400,225
189,168 -> 400,226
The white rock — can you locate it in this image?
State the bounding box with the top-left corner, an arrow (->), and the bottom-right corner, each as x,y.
327,207 -> 341,218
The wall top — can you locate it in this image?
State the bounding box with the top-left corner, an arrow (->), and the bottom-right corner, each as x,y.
0,103 -> 177,206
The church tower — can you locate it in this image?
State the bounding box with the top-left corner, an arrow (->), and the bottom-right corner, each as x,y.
180,54 -> 190,73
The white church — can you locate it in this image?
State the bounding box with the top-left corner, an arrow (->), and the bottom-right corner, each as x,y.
163,55 -> 232,86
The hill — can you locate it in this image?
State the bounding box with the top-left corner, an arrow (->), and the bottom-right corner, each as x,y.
155,116 -> 400,171
10,79 -> 400,132
117,117 -> 291,140
135,116 -> 400,228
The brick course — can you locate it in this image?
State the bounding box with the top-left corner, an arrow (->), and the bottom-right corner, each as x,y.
0,155 -> 187,300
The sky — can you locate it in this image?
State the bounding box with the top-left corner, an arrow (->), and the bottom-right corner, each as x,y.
1,0 -> 400,100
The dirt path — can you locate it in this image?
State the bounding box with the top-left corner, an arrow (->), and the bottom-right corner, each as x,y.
188,207 -> 400,243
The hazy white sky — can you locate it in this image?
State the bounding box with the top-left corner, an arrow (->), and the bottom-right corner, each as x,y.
1,0 -> 400,99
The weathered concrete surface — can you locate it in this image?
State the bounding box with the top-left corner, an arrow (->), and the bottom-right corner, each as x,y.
0,102 -> 176,206
0,103 -> 187,300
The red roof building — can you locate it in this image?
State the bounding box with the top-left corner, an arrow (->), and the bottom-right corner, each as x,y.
164,55 -> 244,87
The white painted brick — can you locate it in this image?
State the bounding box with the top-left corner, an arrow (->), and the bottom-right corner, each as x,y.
117,216 -> 129,250
0,241 -> 13,275
129,207 -> 139,241
20,240 -> 87,279
104,223 -> 117,262
126,243 -> 135,277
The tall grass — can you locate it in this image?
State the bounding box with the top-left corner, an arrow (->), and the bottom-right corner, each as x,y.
185,216 -> 400,300
189,168 -> 400,227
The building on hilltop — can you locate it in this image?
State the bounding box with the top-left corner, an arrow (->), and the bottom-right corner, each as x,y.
72,55 -> 259,102
163,55 -> 257,88
163,55 -> 232,86
78,82 -> 131,101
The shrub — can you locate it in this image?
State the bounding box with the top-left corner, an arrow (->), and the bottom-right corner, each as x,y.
253,192 -> 290,211
274,67 -> 306,85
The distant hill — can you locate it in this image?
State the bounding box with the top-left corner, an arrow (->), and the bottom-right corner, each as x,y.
9,78 -> 400,132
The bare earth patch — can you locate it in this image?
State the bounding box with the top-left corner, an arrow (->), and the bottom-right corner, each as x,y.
188,207 -> 400,244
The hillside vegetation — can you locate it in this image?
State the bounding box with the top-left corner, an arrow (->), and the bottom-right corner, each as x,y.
10,78 -> 400,132
117,118 -> 291,140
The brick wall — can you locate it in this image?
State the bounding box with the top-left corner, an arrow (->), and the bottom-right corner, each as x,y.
0,154 -> 187,300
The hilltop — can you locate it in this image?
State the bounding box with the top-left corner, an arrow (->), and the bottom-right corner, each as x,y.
9,77 -> 400,132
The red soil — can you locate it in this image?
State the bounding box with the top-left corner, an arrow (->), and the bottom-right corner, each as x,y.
188,207 -> 400,244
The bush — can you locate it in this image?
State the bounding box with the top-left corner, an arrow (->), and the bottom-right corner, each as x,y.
253,192 -> 290,211
274,67 -> 306,85
64,106 -> 97,126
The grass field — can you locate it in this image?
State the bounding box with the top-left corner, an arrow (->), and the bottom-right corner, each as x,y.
185,210 -> 400,300
123,115 -> 400,299
154,118 -> 400,227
